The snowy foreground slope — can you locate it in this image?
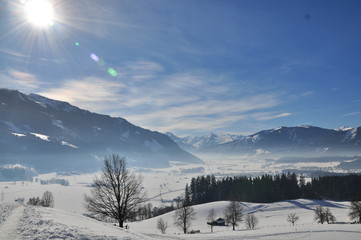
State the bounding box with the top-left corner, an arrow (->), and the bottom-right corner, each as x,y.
1,199 -> 361,240
0,202 -> 152,240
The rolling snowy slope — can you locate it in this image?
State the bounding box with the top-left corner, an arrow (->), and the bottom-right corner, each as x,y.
1,199 -> 360,240
130,199 -> 361,240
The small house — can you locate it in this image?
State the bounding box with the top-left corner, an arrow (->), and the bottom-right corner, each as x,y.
207,217 -> 226,226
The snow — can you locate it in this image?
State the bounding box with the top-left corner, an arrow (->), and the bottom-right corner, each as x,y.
343,128 -> 358,142
61,141 -> 79,149
33,100 -> 47,108
1,157 -> 361,239
129,199 -> 361,239
29,132 -> 50,141
0,164 -> 35,171
11,132 -> 26,137
2,199 -> 359,239
52,119 -> 64,129
252,134 -> 262,143
336,126 -> 353,131
0,202 -> 153,239
298,125 -> 312,129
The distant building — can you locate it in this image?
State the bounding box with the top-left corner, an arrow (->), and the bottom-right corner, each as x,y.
207,217 -> 226,226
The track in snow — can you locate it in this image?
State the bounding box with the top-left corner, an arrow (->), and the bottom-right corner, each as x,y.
0,204 -> 24,240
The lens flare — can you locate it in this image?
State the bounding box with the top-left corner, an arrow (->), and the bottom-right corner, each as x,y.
90,53 -> 99,62
108,68 -> 117,77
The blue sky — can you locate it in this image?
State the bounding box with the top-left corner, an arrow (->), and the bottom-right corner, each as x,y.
1,0 -> 361,136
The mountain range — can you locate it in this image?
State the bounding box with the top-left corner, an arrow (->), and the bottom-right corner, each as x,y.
165,132 -> 244,152
168,126 -> 361,156
1,88 -> 360,172
0,89 -> 201,171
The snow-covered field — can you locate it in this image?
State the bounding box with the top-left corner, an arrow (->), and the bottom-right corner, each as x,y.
1,199 -> 360,239
1,157 -> 361,239
1,156 -> 357,213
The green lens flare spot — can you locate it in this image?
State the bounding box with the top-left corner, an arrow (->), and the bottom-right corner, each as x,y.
108,68 -> 117,77
97,59 -> 105,67
75,42 -> 80,46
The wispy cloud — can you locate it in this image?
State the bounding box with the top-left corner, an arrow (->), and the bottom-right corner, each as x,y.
342,112 -> 361,117
0,70 -> 40,92
39,77 -> 124,113
118,60 -> 164,82
37,60 -> 290,135
300,91 -> 313,97
251,112 -> 292,121
0,48 -> 29,59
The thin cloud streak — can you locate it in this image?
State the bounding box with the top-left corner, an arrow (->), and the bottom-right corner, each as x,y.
37,61 -> 291,135
342,112 -> 361,117
252,112 -> 292,121
0,70 -> 40,92
40,77 -> 124,113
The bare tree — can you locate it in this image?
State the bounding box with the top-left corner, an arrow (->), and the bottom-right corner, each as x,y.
84,155 -> 145,228
325,207 -> 336,224
206,208 -> 217,233
157,218 -> 168,234
349,201 -> 361,223
41,191 -> 54,207
314,206 -> 336,224
174,198 -> 196,234
314,205 -> 326,224
287,213 -> 299,226
245,213 -> 258,229
224,201 -> 243,231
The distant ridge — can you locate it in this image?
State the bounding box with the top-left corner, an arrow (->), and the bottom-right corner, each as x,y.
167,125 -> 361,156
199,125 -> 361,155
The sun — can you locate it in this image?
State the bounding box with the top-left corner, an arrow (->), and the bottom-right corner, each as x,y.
23,0 -> 55,27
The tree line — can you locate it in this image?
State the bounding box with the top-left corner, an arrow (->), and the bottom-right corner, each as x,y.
185,173 -> 361,205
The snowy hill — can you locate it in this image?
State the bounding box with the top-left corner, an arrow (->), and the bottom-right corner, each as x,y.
130,199 -> 360,239
0,89 -> 201,171
200,126 -> 361,156
1,199 -> 360,239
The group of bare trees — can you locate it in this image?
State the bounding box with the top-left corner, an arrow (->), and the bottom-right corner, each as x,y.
27,190 -> 54,207
314,205 -> 336,224
172,200 -> 260,234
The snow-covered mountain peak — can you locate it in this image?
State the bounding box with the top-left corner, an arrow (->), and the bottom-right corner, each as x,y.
336,126 -> 354,131
166,132 -> 245,152
297,125 -> 312,129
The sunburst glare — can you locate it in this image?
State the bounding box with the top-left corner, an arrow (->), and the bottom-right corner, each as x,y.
23,0 -> 55,27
